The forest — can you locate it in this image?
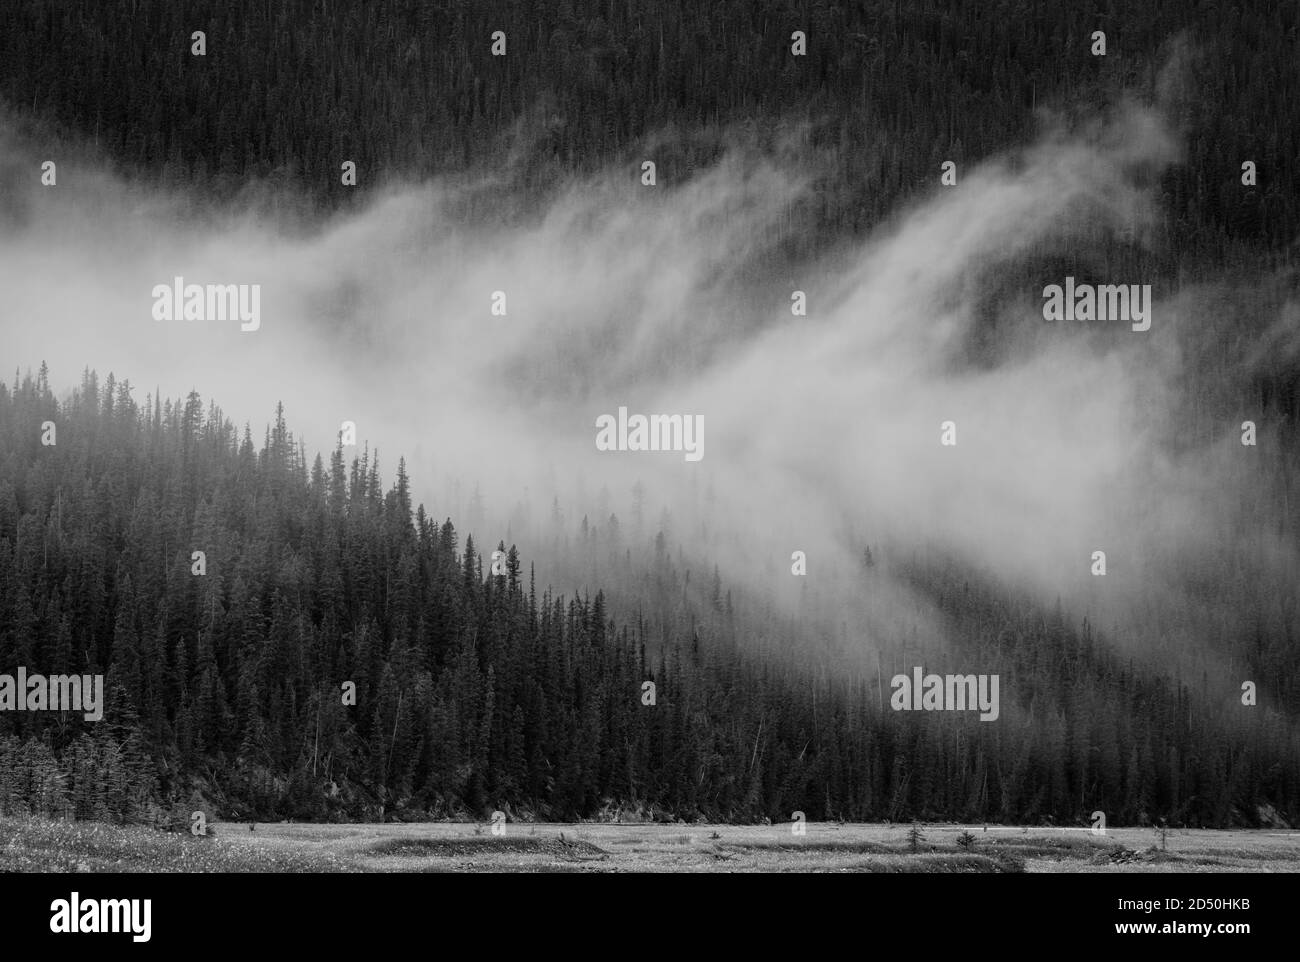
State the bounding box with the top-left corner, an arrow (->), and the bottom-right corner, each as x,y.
0,366 -> 1295,826
0,0 -> 1295,261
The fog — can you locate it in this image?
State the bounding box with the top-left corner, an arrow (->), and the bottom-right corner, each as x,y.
1,93 -> 1293,663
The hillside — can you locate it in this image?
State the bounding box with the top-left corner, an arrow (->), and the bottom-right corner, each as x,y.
0,366 -> 1295,826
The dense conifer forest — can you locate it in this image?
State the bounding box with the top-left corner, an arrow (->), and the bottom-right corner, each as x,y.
0,0 -> 1296,255
0,367 -> 1295,825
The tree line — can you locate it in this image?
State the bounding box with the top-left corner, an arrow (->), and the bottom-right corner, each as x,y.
0,0 -> 1295,261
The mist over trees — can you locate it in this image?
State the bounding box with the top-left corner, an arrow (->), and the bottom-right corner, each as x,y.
0,0 -> 1295,258
0,368 -> 1295,826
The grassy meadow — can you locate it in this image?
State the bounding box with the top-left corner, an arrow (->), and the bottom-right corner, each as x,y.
2,816 -> 1298,873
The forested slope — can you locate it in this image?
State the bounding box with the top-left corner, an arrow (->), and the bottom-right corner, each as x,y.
0,0 -> 1295,257
0,367 -> 1294,826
